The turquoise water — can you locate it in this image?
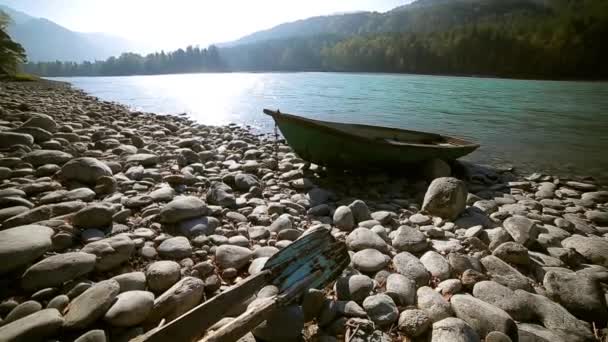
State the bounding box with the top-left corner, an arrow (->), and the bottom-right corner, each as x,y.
51,73 -> 608,181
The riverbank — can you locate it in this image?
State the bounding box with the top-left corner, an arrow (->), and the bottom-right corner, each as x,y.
0,80 -> 606,341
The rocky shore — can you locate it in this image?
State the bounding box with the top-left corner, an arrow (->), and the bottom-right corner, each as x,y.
0,80 -> 606,342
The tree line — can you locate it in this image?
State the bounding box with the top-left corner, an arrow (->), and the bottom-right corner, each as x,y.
23,45 -> 223,76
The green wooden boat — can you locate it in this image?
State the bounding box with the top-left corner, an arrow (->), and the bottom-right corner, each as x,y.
263,109 -> 479,169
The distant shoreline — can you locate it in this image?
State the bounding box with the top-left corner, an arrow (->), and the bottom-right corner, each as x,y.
43,70 -> 608,84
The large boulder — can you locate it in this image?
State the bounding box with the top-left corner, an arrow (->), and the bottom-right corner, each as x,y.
502,216 -> 539,247
450,294 -> 518,341
24,150 -> 73,167
543,270 -> 608,324
146,277 -> 205,325
206,182 -> 236,208
393,252 -> 430,287
60,157 -> 113,184
0,308 -> 64,341
422,177 -> 467,220
21,252 -> 96,292
159,196 -> 208,223
81,235 -> 135,272
63,279 -> 121,330
104,290 -> 155,327
347,228 -> 389,253
0,131 -> 34,148
417,286 -> 453,323
21,113 -> 58,132
431,317 -> 480,342
561,235 -> 608,267
0,225 -> 54,274
215,245 -> 253,269
392,226 -> 428,253
333,206 -> 355,231
362,294 -> 399,327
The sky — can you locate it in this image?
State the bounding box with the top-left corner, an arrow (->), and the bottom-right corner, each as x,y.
0,0 -> 411,51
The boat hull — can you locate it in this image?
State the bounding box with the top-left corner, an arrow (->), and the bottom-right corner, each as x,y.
266,110 -> 479,169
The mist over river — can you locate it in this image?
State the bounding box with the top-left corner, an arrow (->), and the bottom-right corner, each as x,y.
50,72 -> 608,182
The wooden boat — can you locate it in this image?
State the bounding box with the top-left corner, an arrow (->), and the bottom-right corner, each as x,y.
263,109 -> 479,168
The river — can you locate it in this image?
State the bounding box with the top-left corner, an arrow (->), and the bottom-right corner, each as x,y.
50,72 -> 608,182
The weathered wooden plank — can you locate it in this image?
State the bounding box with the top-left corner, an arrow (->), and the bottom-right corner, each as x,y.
139,271 -> 270,342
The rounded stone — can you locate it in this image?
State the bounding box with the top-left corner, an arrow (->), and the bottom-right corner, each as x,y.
158,236 -> 192,259
352,249 -> 390,273
146,261 -> 181,293
104,290 -> 154,327
398,309 -> 432,337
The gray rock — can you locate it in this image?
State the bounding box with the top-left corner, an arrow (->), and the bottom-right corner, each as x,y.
206,182 -> 236,208
63,279 -> 121,330
248,257 -> 268,275
146,261 -> 181,293
112,272 -> 147,292
393,252 -> 430,286
517,323 -> 566,342
24,150 -> 73,167
336,274 -> 373,303
3,300 -> 42,324
0,308 -> 63,341
385,273 -> 416,306
268,214 -> 292,233
146,277 -> 205,324
60,157 -> 113,184
39,187 -> 96,204
104,290 -> 155,327
0,131 -> 34,148
47,295 -> 70,311
178,216 -> 220,237
215,245 -> 253,269
21,252 -> 96,292
234,173 -> 260,191
150,186 -> 175,202
422,177 -> 467,220
0,206 -> 29,222
346,228 -> 389,253
81,235 -> 135,272
349,200 -> 372,223
158,236 -> 192,259
503,216 -> 539,247
352,249 -> 390,273
431,317 -> 480,342
72,204 -> 114,228
362,294 -> 399,327
543,270 -> 607,324
517,290 -> 594,342
74,329 -> 107,342
472,281 -> 531,321
417,286 -> 453,323
392,225 -> 428,253
450,294 -> 518,341
561,235 -> 608,267
481,255 -> 533,291
492,242 -> 530,265
420,251 -> 451,281
436,279 -> 462,295
0,225 -> 54,274
334,205 -> 355,231
586,210 -> 608,225
252,303 -> 304,342
159,196 -> 208,223
21,113 -> 57,132
399,309 -> 432,337
485,331 -> 512,342
126,153 -> 159,166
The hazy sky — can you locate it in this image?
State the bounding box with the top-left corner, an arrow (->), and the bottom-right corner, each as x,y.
0,0 -> 411,50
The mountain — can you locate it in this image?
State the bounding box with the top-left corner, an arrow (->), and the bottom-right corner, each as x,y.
0,5 -> 141,62
225,0 -> 551,47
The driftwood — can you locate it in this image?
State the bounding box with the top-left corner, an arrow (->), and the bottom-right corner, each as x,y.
136,227 -> 350,342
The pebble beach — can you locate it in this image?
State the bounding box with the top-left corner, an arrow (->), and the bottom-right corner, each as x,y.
0,80 -> 607,342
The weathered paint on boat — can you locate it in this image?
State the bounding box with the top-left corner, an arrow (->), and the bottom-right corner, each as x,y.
263,109 -> 480,168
